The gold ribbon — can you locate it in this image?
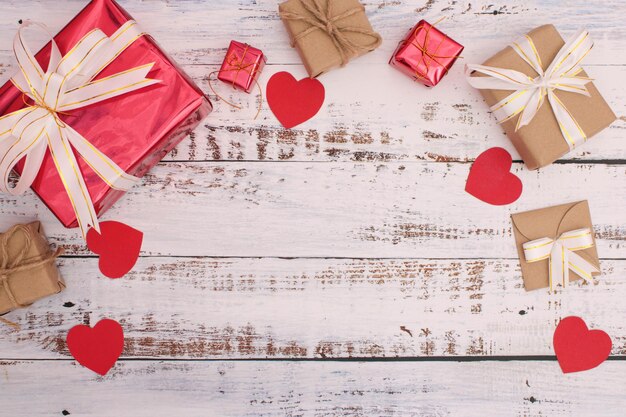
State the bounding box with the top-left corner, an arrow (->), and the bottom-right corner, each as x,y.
0,224 -> 63,329
0,20 -> 158,238
402,18 -> 462,83
523,228 -> 598,292
279,0 -> 382,67
208,44 -> 264,120
465,30 -> 594,148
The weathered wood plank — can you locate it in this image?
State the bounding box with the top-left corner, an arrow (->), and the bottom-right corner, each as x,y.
0,0 -> 623,411
1,257 -> 624,359
1,0 -> 625,65
3,62 -> 624,163
0,162 -> 622,257
165,64 -> 625,163
1,4 -> 624,163
2,360 -> 626,416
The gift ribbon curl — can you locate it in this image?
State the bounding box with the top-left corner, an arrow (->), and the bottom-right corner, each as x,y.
279,0 -> 382,67
466,30 -> 594,150
523,228 -> 598,291
208,44 -> 263,119
0,20 -> 160,237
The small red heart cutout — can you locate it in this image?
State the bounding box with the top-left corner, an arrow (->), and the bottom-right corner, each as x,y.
66,319 -> 124,376
267,71 -> 325,129
86,221 -> 143,279
465,147 -> 522,205
553,316 -> 612,374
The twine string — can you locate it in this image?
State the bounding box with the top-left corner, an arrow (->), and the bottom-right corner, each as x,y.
208,44 -> 263,120
0,224 -> 63,329
279,0 -> 382,67
21,93 -> 70,128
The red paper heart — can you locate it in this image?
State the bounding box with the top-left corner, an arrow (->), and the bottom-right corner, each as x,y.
553,316 -> 612,374
66,319 -> 124,376
465,147 -> 522,205
86,221 -> 143,279
266,71 -> 325,129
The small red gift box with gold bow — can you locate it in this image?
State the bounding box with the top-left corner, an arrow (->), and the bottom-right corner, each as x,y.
217,41 -> 266,93
389,20 -> 463,87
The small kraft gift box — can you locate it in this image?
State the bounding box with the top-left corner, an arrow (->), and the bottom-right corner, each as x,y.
279,0 -> 382,77
467,25 -> 616,170
0,0 -> 212,237
389,20 -> 464,87
0,222 -> 64,315
511,200 -> 600,292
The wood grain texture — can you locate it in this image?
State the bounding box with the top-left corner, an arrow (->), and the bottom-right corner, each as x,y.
1,257 -> 625,359
0,162 -> 623,257
1,0 -> 626,414
0,2 -> 624,163
170,64 -> 626,163
2,360 -> 626,417
1,0 -> 625,66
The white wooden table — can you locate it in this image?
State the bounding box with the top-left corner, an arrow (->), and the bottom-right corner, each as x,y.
2,0 -> 626,415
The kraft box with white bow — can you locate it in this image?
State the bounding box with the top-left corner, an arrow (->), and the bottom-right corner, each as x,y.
466,25 -> 616,170
511,200 -> 600,292
0,0 -> 212,238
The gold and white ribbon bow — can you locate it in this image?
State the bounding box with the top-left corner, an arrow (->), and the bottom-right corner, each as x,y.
466,30 -> 594,150
523,228 -> 598,291
0,20 -> 159,237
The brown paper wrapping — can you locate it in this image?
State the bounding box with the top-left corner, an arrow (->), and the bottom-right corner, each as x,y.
0,222 -> 64,315
475,25 -> 616,170
279,0 -> 382,77
511,201 -> 600,291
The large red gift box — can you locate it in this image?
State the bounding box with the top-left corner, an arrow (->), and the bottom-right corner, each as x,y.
0,0 -> 212,229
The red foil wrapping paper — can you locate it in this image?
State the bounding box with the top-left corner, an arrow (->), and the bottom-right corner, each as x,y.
389,20 -> 464,87
217,41 -> 266,93
0,0 -> 212,229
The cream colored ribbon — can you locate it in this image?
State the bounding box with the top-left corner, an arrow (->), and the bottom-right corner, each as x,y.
523,228 -> 598,291
0,20 -> 160,237
466,30 -> 594,149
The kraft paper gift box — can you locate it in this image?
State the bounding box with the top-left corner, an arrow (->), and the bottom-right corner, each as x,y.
279,0 -> 382,77
0,222 -> 64,315
467,25 -> 616,170
0,0 -> 212,234
511,201 -> 600,291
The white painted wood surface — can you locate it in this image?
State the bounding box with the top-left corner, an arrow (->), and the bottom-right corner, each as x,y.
3,360 -> 626,417
1,0 -> 625,415
2,257 -> 626,360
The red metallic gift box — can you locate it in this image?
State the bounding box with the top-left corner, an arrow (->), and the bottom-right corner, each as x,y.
389,20 -> 463,87
217,41 -> 266,93
0,0 -> 212,230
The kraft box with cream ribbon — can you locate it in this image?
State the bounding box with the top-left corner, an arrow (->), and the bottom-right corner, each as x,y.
466,25 -> 616,170
0,0 -> 212,238
511,200 -> 600,292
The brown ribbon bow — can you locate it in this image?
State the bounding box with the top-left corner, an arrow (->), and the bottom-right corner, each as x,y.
280,0 -> 382,67
0,224 -> 63,327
